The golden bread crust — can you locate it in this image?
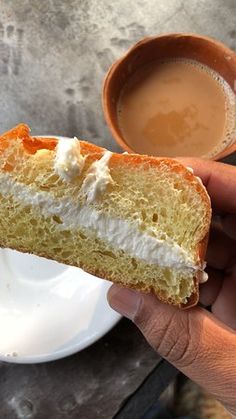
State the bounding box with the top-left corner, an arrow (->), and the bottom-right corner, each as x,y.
0,123 -> 104,155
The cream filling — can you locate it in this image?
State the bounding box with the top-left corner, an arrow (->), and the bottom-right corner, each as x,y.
0,173 -> 201,271
54,137 -> 85,181
81,151 -> 114,203
54,139 -> 114,203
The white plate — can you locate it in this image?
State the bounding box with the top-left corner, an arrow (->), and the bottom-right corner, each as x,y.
0,249 -> 121,363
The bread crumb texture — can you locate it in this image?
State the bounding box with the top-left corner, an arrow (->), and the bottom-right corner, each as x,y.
0,124 -> 211,306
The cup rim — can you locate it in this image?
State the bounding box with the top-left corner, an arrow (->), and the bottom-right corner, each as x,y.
102,32 -> 236,160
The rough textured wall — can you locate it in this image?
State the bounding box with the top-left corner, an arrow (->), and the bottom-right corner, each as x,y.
0,0 -> 236,151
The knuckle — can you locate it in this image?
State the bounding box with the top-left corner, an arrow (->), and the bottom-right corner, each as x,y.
135,303 -> 199,369
157,311 -> 199,369
133,301 -> 167,346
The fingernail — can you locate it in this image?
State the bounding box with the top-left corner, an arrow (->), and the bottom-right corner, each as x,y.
107,285 -> 142,320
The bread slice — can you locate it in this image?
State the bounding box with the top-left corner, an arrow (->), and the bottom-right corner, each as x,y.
0,124 -> 211,307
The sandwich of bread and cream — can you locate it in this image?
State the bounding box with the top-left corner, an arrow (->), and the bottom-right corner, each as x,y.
0,124 -> 211,307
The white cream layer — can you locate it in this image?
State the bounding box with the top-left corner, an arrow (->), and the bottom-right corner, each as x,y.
0,173 -> 200,271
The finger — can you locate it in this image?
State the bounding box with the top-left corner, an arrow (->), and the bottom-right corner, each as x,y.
221,214 -> 236,240
108,285 -> 236,415
211,214 -> 236,241
212,267 -> 236,329
206,225 -> 236,270
199,267 -> 223,307
176,158 -> 236,214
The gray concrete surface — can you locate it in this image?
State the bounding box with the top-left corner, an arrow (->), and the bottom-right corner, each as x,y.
0,319 -> 161,419
1,0 -> 236,152
0,1 -> 235,418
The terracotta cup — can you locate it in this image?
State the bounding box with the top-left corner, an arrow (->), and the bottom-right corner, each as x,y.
102,33 -> 236,160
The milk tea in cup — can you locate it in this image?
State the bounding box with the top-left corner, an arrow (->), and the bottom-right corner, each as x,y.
117,58 -> 236,158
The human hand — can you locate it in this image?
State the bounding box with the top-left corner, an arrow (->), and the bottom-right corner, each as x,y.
107,159 -> 236,416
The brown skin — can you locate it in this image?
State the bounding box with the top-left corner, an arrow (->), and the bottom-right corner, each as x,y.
108,159 -> 236,416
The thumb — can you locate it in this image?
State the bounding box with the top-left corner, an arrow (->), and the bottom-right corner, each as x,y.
107,285 -> 236,416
